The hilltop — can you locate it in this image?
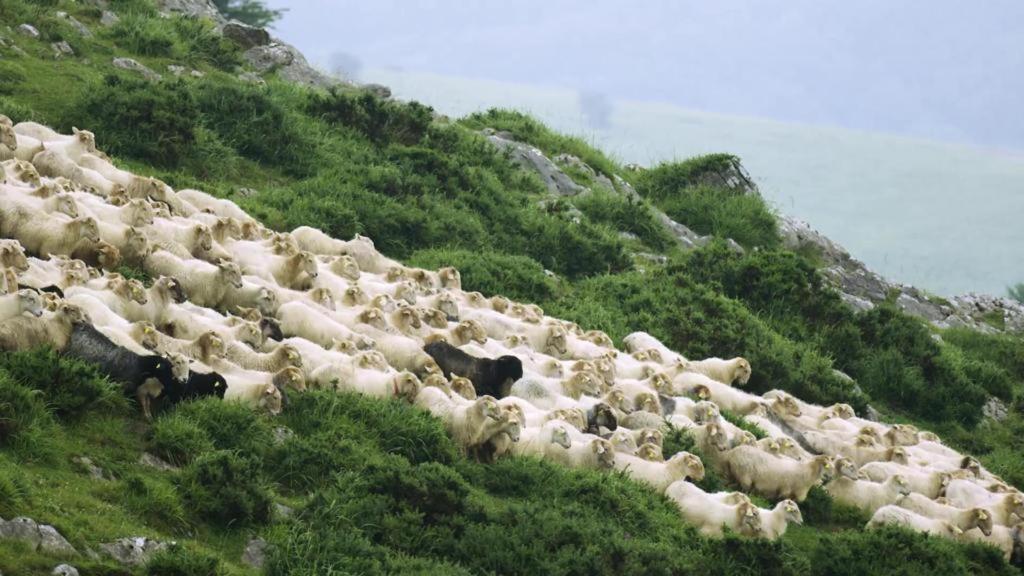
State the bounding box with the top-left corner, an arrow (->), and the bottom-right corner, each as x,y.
1,1 -> 1024,575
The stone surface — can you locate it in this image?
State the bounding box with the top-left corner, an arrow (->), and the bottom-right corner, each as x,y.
243,41 -> 337,88
51,41 -> 74,57
139,452 -> 177,472
112,57 -> 161,81
100,11 -> 120,27
167,64 -> 186,75
99,537 -> 170,566
154,0 -> 225,24
56,13 -> 92,38
17,24 -> 40,38
237,71 -> 266,85
485,131 -> 584,197
984,397 -> 1009,422
272,426 -> 293,445
241,538 -> 268,569
72,456 -> 105,480
273,502 -> 294,518
0,517 -> 77,556
189,69 -> 205,78
237,187 -> 258,198
362,83 -> 392,99
52,565 -> 79,576
222,20 -> 270,49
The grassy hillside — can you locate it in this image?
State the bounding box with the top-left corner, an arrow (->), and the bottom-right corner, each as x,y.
2,1 -> 1024,574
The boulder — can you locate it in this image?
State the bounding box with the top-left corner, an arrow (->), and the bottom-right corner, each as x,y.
51,41 -> 74,57
241,538 -> 268,569
100,11 -> 120,27
222,21 -> 271,49
112,57 -> 161,81
154,0 -> 225,24
71,456 -> 105,480
983,397 -> 1009,422
0,517 -> 77,556
243,41 -> 337,88
485,132 -> 583,197
52,565 -> 79,576
17,24 -> 40,38
55,12 -> 92,38
139,452 -> 177,472
99,537 -> 170,566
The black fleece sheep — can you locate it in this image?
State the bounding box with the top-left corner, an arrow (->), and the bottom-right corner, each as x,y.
166,368 -> 227,403
587,402 -> 618,433
423,341 -> 523,399
62,323 -> 180,418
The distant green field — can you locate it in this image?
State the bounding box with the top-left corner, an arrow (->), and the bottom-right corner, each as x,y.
363,68 -> 1024,298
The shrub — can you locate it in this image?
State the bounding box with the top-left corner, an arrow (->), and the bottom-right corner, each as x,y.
0,348 -> 122,419
108,13 -> 176,57
195,82 -> 316,176
162,398 -> 273,459
178,450 -> 271,527
574,190 -> 676,252
145,544 -> 222,576
0,465 -> 31,518
0,62 -> 27,95
408,248 -> 557,303
0,373 -> 55,461
171,17 -> 241,70
268,432 -> 371,493
308,88 -> 434,146
120,474 -> 189,531
150,412 -> 214,466
65,74 -> 199,167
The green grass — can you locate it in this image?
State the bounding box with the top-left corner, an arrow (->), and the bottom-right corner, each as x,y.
1,0 -> 1023,572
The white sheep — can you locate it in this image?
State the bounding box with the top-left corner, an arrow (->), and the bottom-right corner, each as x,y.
825,475 -> 912,515
725,445 -> 835,502
232,249 -> 318,290
613,451 -> 705,492
223,379 -> 283,415
0,289 -> 44,322
895,493 -> 994,536
664,480 -> 762,537
868,506 -> 967,540
144,251 -> 243,309
960,524 -> 1023,562
944,481 -> 1024,525
675,372 -> 764,415
685,357 -> 751,386
548,437 -> 615,471
859,463 -> 949,499
759,499 -> 804,540
509,420 -> 573,460
176,189 -> 253,222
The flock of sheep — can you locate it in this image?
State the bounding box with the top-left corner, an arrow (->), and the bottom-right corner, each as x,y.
1,115 -> 1022,554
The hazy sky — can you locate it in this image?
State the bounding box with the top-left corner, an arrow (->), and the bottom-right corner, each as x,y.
266,1 -> 1024,150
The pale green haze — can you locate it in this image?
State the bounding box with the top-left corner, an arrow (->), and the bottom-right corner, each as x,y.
361,69 -> 1024,298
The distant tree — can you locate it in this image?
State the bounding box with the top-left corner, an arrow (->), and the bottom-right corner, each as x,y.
1009,283 -> 1024,304
212,0 -> 285,28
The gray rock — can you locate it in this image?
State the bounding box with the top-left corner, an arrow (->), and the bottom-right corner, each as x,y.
237,71 -> 265,85
189,69 -> 205,78
486,133 -> 583,197
0,517 -> 77,556
243,41 -> 337,88
634,252 -> 668,265
11,45 -> 28,58
17,24 -> 39,38
154,0 -> 225,24
52,564 -> 79,576
618,231 -> 640,242
272,426 -> 293,445
56,13 -> 92,38
865,405 -> 882,422
553,153 -> 616,194
241,537 -> 268,569
237,187 -> 258,198
273,502 -> 294,518
139,452 -> 177,472
112,57 -> 161,81
983,397 -> 1009,422
167,64 -> 186,75
613,174 -> 641,200
100,11 -> 120,27
222,20 -> 270,49
362,83 -> 392,99
654,210 -> 710,251
724,238 -> 746,254
72,456 -> 105,480
99,537 -> 170,566
51,41 -> 74,57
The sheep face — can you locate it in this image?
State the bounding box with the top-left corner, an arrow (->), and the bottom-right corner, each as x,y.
124,228 -> 152,260
216,260 -> 244,289
589,403 -> 618,432
0,122 -> 15,150
971,508 -> 994,537
295,251 -> 318,279
738,503 -> 762,535
634,392 -> 660,415
309,287 -> 335,311
888,424 -> 920,446
439,267 -> 461,290
385,266 -> 407,283
499,409 -> 522,442
770,395 -> 801,418
136,323 -> 159,350
637,443 -> 663,462
17,290 -> 44,318
609,430 -> 638,454
583,330 -> 613,347
394,281 -> 417,304
476,396 -> 502,421
549,424 -> 571,450
960,456 -> 983,477
357,308 -> 387,330
258,385 -> 283,415
199,332 -> 224,358
58,303 -> 89,325
279,344 -> 302,368
125,199 -> 155,226
0,242 -> 29,271
330,338 -> 358,353
355,351 -> 388,371
237,322 -> 263,348
551,408 -> 587,431
545,326 -> 569,357
371,294 -> 397,312
422,373 -> 449,390
780,500 -> 803,526
40,292 -> 61,311
455,320 -> 487,345
71,127 -> 98,152
604,390 -> 628,412
96,243 -> 121,270
168,353 -> 190,382
53,193 -> 78,218
436,293 -> 459,320
778,438 -> 803,460
591,439 -> 615,470
733,357 -> 752,385
703,424 -> 730,452
692,384 -> 711,402
488,295 -> 509,313
419,308 -> 448,329
74,217 -> 101,243
592,358 -> 616,386
329,255 -> 360,281
276,367 -> 306,392
450,376 -> 476,400
465,291 -> 486,308
638,428 -> 664,447
694,401 -> 721,425
125,279 -> 147,305
394,307 -> 422,331
566,372 -> 601,399
342,285 -> 368,306
670,452 -> 704,481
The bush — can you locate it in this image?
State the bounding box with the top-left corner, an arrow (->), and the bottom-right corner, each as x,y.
178,450 -> 271,527
145,544 -> 222,576
159,398 -> 273,460
150,412 -> 214,466
268,432 -> 371,493
65,74 -> 199,167
0,348 -> 122,419
120,474 -> 189,532
108,13 -> 176,56
0,62 -> 27,95
309,88 -> 434,145
0,372 -> 53,448
171,17 -> 241,70
0,465 -> 31,518
574,190 -> 676,252
408,248 -> 557,303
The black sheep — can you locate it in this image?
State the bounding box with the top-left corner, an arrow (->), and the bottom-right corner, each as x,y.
62,323 -> 180,419
166,368 -> 227,403
423,341 -> 522,399
586,402 -> 618,433
260,317 -> 283,342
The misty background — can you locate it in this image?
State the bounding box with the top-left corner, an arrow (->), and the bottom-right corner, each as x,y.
264,1 -> 1024,297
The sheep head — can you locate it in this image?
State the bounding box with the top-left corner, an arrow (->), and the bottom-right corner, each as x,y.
888,424 -> 920,446
258,384 -> 283,415
216,259 -> 244,289
737,503 -> 762,536
588,402 -> 618,433
439,267 -> 461,290
124,227 -> 152,261
167,353 -> 190,383
637,428 -> 663,448
769,394 -> 801,418
72,216 -> 101,243
604,389 -> 628,412
450,376 -> 476,400
465,291 -> 487,308
888,446 -> 910,465
498,407 -> 522,442
308,287 -> 335,311
609,430 -> 638,454
815,456 -> 836,482
52,193 -> 78,218
970,508 -> 994,537
58,302 -> 89,325
691,384 -> 711,401
669,451 -> 704,481
489,295 -> 509,313
418,307 -> 448,329
371,293 -> 397,312
548,423 -> 572,450
279,344 -> 302,368
779,500 -> 803,526
294,251 -> 318,279
435,293 -> 459,320
17,290 -> 44,318
393,281 -> 418,305
545,325 -> 569,357
476,396 -> 502,421
198,331 -> 224,358
71,127 -> 98,152
385,266 -> 407,283
732,357 -> 752,385
0,119 -> 15,150
583,330 -> 613,348
0,242 -> 29,271
330,338 -> 358,353
637,443 -> 663,462
342,285 -> 368,306
591,439 -> 615,470
693,401 -> 721,425
356,308 -> 386,331
126,279 -> 148,304
274,366 -> 306,393
1005,494 -> 1024,519
136,322 -> 159,350
96,242 -> 122,270
236,321 -> 263,348
328,255 -> 360,280
454,319 -> 487,345
156,277 -> 187,304
779,438 -> 803,460
394,306 -> 422,330
550,408 -> 587,431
